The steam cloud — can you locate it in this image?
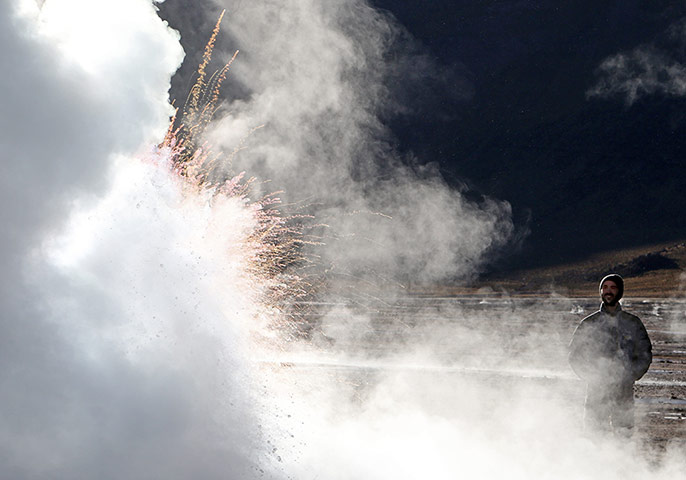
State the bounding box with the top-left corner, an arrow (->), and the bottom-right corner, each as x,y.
588,18 -> 686,105
2,1 -> 261,478
200,0 -> 514,284
3,0 -> 686,479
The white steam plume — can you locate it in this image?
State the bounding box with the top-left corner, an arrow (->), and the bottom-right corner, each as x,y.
204,0 -> 514,284
5,1 -> 685,479
1,1 -> 270,478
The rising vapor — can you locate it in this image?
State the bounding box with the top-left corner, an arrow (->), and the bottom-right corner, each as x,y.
187,0 -> 516,285
589,46 -> 686,105
1,1 -> 265,478
161,2 -> 686,479
3,0 -> 686,479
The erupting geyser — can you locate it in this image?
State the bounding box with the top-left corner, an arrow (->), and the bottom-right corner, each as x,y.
2,1 -> 299,477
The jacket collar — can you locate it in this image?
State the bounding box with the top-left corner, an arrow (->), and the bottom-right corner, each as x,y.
600,302 -> 622,315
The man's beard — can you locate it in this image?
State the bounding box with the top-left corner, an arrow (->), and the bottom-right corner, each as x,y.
602,293 -> 618,306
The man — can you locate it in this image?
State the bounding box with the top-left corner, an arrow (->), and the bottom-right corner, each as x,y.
568,273 -> 652,434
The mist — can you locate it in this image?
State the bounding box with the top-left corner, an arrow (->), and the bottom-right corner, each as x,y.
3,0 -> 685,479
189,0 -> 515,285
174,1 -> 686,478
589,17 -> 686,105
2,1 -> 262,478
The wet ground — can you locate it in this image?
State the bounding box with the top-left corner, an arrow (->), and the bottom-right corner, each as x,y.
278,295 -> 686,454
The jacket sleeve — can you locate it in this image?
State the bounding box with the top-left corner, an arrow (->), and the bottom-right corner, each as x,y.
630,318 -> 652,381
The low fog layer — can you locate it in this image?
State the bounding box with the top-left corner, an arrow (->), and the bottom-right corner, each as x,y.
260,294 -> 686,479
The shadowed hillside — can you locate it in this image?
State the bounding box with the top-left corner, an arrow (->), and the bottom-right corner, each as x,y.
413,240 -> 686,297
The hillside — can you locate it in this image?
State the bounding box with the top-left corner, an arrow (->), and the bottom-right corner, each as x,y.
415,240 -> 686,298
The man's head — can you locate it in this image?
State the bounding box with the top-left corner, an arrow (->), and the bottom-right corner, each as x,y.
600,273 -> 624,306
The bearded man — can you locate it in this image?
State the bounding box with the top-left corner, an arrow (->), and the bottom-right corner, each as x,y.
568,274 -> 652,434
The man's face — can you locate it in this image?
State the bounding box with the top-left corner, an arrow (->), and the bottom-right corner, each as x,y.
601,280 -> 619,306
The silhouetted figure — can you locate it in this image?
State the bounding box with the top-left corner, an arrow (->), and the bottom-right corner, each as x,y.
568,274 -> 652,435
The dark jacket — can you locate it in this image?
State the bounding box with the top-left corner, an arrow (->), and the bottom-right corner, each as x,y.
569,303 -> 652,386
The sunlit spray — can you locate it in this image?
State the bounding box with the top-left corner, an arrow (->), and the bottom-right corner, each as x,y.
1,2 -> 299,478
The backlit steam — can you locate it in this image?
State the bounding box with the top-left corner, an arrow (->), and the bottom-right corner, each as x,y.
3,0 -> 686,479
170,2 -> 686,479
199,0 -> 515,285
1,0 -> 282,477
162,12 -> 312,340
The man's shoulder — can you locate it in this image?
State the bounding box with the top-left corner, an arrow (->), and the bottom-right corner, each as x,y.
618,309 -> 643,324
580,310 -> 603,323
